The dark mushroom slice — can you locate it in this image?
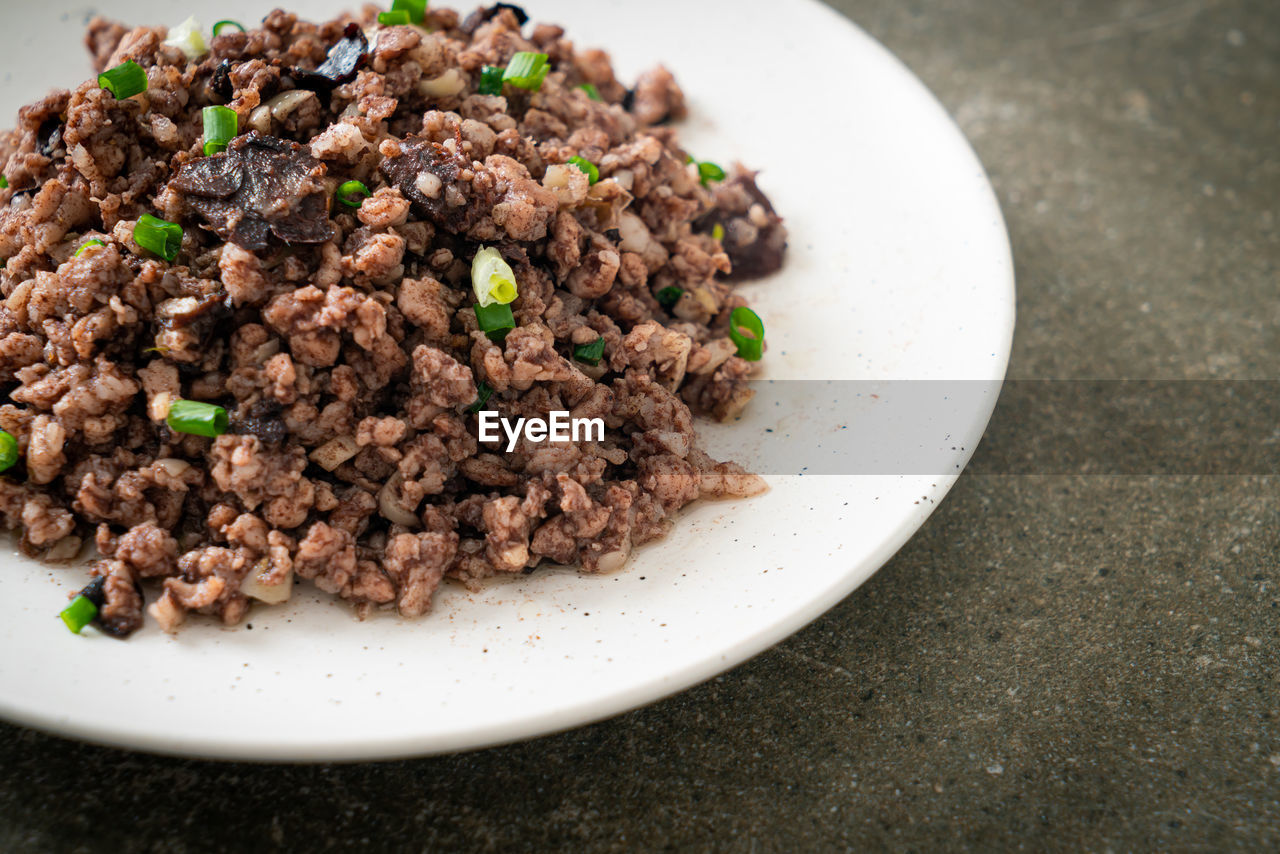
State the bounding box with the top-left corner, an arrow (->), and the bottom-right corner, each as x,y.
379,136 -> 500,235
711,172 -> 788,281
291,22 -> 367,91
167,131 -> 335,251
460,3 -> 530,34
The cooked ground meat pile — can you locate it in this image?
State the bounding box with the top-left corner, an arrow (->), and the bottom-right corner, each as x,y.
0,4 -> 785,637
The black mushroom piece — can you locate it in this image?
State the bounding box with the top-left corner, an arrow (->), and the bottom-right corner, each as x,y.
36,116 -> 64,157
155,290 -> 232,363
291,22 -> 368,91
380,136 -> 499,234
166,131 -> 334,251
709,172 -> 788,281
209,59 -> 234,101
232,399 -> 287,445
72,573 -> 143,639
461,3 -> 529,33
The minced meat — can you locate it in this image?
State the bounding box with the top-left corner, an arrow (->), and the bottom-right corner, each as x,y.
0,3 -> 783,637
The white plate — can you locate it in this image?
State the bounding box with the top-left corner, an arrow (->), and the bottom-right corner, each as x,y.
0,0 -> 1013,759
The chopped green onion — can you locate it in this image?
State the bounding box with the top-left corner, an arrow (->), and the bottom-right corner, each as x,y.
163,15 -> 208,61
0,175 -> 7,189
567,156 -> 599,185
392,0 -> 428,24
656,286 -> 683,310
474,302 -> 515,341
471,246 -> 518,307
378,10 -> 411,25
212,20 -> 245,36
502,52 -> 549,91
712,223 -> 725,242
467,381 -> 493,414
133,214 -> 183,261
477,65 -> 504,96
0,430 -> 17,473
578,83 -> 602,101
573,336 -> 605,366
59,594 -> 97,634
727,306 -> 764,361
75,238 -> 106,258
336,179 -> 371,208
166,399 -> 228,437
202,105 -> 237,156
98,60 -> 148,100
698,161 -> 726,186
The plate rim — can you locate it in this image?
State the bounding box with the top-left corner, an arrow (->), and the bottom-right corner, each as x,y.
0,0 -> 1015,760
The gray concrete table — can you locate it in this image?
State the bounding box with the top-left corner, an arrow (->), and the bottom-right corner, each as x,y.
3,0 -> 1278,850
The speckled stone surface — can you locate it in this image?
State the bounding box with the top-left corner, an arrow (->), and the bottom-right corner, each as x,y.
3,0 -> 1279,850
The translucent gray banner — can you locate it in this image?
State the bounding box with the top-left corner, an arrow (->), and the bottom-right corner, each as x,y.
697,381 -> 1280,475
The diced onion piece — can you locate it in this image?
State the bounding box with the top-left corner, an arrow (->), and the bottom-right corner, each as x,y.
267,90 -> 315,120
470,246 -> 517,307
163,16 -> 208,60
309,435 -> 360,471
419,68 -> 466,98
240,558 -> 293,605
378,473 -> 421,527
248,104 -> 272,134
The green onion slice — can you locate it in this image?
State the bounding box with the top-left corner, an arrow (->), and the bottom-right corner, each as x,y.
467,381 -> 493,414
502,52 -> 549,91
212,20 -> 246,36
133,214 -> 183,261
59,594 -> 98,635
98,60 -> 148,100
567,156 -> 599,185
471,246 -> 518,307
0,430 -> 17,473
336,179 -> 371,208
474,302 -> 515,341
573,336 -> 605,366
391,0 -> 428,24
0,175 -> 7,189
712,223 -> 725,242
727,306 -> 764,361
163,15 -> 208,61
698,161 -> 726,186
202,105 -> 237,156
577,83 -> 602,101
378,10 -> 411,25
477,65 -> 504,96
166,399 -> 228,437
75,238 -> 106,258
656,286 -> 683,310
